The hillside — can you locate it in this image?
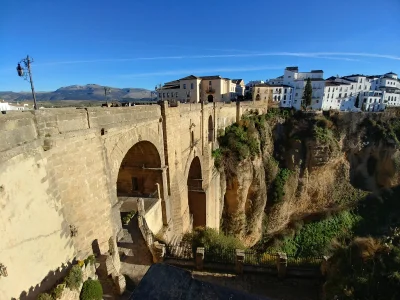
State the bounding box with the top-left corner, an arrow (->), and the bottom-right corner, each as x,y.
0,84 -> 153,101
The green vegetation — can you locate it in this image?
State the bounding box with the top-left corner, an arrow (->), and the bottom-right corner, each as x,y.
52,284 -> 65,299
122,210 -> 136,225
65,265 -> 83,290
80,279 -> 103,300
354,94 -> 360,108
37,293 -> 53,300
213,117 -> 260,172
182,227 -> 244,254
84,255 -> 95,266
270,168 -> 292,205
273,211 -> 360,257
362,118 -> 400,146
302,78 -> 312,110
324,186 -> 400,299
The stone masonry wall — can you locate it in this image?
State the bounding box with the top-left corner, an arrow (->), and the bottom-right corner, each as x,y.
0,101 -> 265,298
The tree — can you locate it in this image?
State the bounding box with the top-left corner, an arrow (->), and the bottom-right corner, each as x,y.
302,78 -> 312,110
354,94 -> 360,108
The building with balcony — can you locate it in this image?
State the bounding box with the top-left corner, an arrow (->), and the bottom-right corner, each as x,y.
157,75 -> 240,103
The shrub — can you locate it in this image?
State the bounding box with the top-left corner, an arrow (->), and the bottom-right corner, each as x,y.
182,227 -> 244,254
122,210 -> 136,225
80,279 -> 103,300
52,284 -> 65,299
84,255 -> 95,266
273,211 -> 361,257
65,265 -> 83,290
37,293 -> 53,300
270,168 -> 292,205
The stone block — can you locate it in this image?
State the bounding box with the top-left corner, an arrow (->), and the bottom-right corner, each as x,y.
195,247 -> 205,271
276,252 -> 287,279
235,249 -> 245,275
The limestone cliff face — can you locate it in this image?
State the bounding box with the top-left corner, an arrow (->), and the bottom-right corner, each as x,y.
219,110 -> 400,247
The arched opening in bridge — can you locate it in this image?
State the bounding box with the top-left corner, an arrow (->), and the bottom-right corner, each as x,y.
208,116 -> 214,142
117,141 -> 162,198
187,157 -> 206,229
116,141 -> 163,265
208,95 -> 214,103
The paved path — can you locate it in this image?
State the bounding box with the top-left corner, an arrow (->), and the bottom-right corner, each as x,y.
191,270 -> 321,300
118,215 -> 153,287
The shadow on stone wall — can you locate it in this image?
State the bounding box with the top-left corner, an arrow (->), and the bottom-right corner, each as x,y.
12,261 -> 75,300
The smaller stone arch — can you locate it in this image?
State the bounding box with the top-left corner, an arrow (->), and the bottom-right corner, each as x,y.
208,115 -> 214,142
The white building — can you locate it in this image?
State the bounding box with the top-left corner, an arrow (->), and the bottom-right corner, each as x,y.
0,101 -> 29,111
267,67 -> 325,110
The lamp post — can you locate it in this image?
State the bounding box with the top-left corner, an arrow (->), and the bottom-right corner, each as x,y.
104,87 -> 111,106
16,55 -> 38,110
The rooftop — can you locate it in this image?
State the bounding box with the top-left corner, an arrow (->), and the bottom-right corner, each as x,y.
285,66 -> 299,71
311,70 -> 323,73
231,79 -> 243,84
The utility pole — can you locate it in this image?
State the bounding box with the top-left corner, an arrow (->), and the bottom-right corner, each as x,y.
104,87 -> 111,106
16,55 -> 38,110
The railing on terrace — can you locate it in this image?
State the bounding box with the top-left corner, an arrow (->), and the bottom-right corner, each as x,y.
204,246 -> 236,264
286,255 -> 323,267
244,250 -> 278,267
165,243 -> 193,260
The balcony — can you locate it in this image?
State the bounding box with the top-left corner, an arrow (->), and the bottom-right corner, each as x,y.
187,178 -> 203,192
205,87 -> 216,94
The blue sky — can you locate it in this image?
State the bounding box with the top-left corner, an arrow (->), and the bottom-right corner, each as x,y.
1,0 -> 400,92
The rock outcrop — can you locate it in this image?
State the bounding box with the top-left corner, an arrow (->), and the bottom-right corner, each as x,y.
218,109 -> 400,247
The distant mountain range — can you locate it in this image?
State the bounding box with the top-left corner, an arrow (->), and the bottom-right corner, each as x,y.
0,84 -> 154,101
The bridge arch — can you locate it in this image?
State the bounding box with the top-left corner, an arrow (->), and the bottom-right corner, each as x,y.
116,141 -> 162,197
187,156 -> 206,229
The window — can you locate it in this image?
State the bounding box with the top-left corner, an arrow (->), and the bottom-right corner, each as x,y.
183,84 -> 186,89
288,76 -> 291,78
295,93 -> 298,96
316,100 -> 319,104
290,95 -> 292,100
284,88 -> 287,93
274,95 -> 277,100
191,83 -> 194,89
339,93 -> 341,98
328,88 -> 330,92
159,93 -> 162,98
284,95 -> 286,100
359,85 -> 361,89
131,177 -> 139,191
163,93 -> 165,98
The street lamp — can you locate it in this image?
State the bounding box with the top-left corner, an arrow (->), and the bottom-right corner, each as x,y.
104,87 -> 111,105
16,55 -> 38,110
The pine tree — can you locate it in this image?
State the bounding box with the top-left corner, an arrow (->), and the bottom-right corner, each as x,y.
355,94 -> 360,108
302,78 -> 312,110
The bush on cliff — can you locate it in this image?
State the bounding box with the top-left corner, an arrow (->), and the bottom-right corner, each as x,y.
80,279 -> 103,300
325,236 -> 400,300
37,293 -> 53,300
273,211 -> 360,257
182,227 -> 244,254
65,265 -> 83,290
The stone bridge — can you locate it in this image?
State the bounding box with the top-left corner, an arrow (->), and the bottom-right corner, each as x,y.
0,100 -> 267,299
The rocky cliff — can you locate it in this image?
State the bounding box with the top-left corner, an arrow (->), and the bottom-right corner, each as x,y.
216,109 -> 400,247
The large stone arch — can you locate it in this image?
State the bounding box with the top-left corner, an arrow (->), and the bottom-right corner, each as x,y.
108,126 -> 164,186
116,141 -> 161,197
